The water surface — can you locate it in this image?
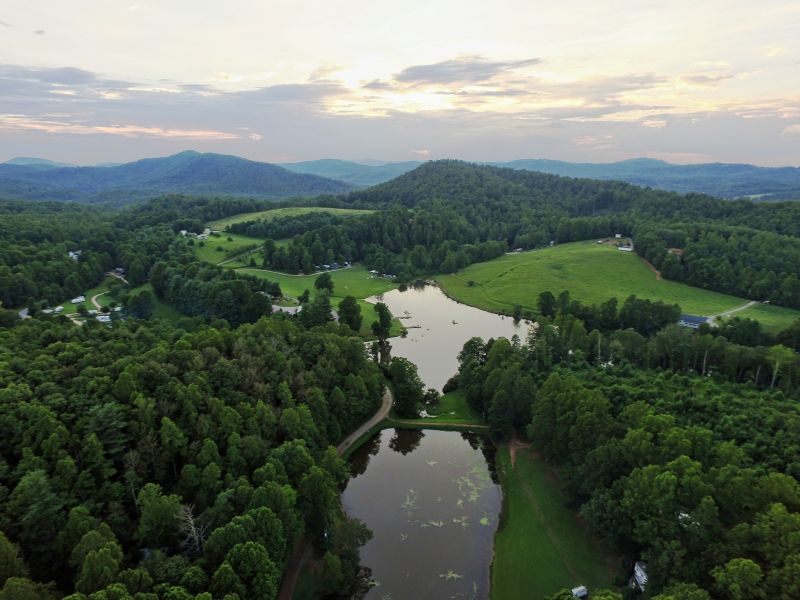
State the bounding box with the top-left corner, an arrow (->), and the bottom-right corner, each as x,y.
368,284 -> 525,390
343,429 -> 501,600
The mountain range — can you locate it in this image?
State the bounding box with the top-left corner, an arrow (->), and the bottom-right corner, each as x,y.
0,151 -> 351,205
283,157 -> 800,199
3,152 -> 799,205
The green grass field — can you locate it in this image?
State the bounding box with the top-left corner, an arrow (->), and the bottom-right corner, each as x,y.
191,232 -> 262,265
423,390 -> 484,425
492,446 -> 617,599
127,283 -> 185,321
239,265 -> 403,337
730,303 -> 800,332
208,206 -> 374,230
438,241 -> 800,332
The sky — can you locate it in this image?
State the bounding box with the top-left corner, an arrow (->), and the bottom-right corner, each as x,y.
0,0 -> 798,166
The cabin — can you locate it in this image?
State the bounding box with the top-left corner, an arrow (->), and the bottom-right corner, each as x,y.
71,295 -> 86,304
571,585 -> 589,598
615,233 -> 622,239
678,314 -> 709,329
632,561 -> 648,592
53,306 -> 64,314
369,269 -> 379,275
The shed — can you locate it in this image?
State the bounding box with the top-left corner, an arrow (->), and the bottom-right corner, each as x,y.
571,585 -> 589,598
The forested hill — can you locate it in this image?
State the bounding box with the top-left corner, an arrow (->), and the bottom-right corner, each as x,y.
0,151 -> 352,205
281,156 -> 800,199
341,160 -> 800,234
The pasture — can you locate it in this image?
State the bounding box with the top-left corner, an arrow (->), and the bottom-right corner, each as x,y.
207,206 -> 373,230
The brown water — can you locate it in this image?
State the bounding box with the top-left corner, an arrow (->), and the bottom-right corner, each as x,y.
368,284 -> 526,391
342,428 -> 501,600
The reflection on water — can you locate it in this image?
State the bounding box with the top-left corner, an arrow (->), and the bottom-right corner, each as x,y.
368,284 -> 526,391
343,429 -> 501,599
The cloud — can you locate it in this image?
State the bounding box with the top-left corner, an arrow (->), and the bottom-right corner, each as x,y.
682,73 -> 734,85
395,55 -> 540,85
0,20 -> 10,27
34,30 -> 45,35
782,124 -> 800,135
409,149 -> 430,157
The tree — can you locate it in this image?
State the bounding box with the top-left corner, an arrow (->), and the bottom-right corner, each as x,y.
315,272 -> 334,293
387,357 -> 424,417
712,558 -> 765,600
767,345 -> 796,389
136,483 -> 181,548
0,531 -> 28,585
538,291 -> 556,317
338,296 -> 362,332
128,290 -> 155,319
371,302 -> 392,339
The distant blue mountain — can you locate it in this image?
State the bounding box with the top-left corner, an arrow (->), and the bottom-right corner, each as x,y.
489,158 -> 800,199
0,151 -> 352,204
4,157 -> 75,168
280,159 -> 422,188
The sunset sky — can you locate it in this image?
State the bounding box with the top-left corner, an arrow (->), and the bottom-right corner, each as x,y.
1,0 -> 798,165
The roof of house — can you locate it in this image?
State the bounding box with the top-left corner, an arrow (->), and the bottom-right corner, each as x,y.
679,314 -> 708,326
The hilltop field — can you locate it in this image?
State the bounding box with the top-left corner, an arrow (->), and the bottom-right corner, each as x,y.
437,241 -> 799,332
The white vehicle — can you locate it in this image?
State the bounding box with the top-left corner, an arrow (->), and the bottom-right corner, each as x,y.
71,295 -> 86,303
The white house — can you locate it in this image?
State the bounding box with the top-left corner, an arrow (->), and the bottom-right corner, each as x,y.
96,315 -> 112,323
71,295 -> 86,304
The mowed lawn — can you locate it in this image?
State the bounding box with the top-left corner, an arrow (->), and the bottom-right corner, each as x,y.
207,206 -> 373,230
424,390 -> 484,425
492,446 -> 617,599
191,233 -> 262,265
438,241 -> 800,330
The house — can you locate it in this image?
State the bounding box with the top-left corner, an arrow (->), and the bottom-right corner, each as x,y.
53,306 -> 64,314
331,262 -> 340,269
514,247 -> 523,253
113,267 -> 125,275
571,585 -> 589,598
96,315 -> 112,323
68,250 -> 82,261
197,234 -> 208,241
615,233 -> 622,239
618,245 -> 633,252
179,230 -> 188,236
369,269 -> 379,275
678,314 -> 709,329
632,561 -> 648,592
71,295 -> 86,304
322,264 -> 330,270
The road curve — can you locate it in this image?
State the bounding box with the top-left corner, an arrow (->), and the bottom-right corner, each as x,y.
277,386 -> 393,600
707,300 -> 759,324
337,387 -> 393,455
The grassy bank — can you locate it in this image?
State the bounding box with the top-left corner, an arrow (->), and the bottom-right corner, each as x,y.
437,241 -> 799,332
492,445 -> 617,599
208,206 -> 373,230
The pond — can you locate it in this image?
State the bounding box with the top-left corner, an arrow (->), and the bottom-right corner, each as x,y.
342,428 -> 501,600
368,284 -> 526,390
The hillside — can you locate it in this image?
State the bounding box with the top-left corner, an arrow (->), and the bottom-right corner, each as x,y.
493,157 -> 800,199
0,151 -> 352,205
280,159 -> 421,187
436,241 -> 800,331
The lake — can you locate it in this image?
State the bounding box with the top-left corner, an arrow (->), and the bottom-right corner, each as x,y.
368,284 -> 526,390
342,428 -> 501,599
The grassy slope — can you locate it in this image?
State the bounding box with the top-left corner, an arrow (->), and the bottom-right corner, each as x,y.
208,206 -> 374,230
424,390 -> 484,424
731,303 -> 800,332
437,241 -> 799,331
128,283 -> 185,321
492,446 -> 617,599
191,233 -> 262,265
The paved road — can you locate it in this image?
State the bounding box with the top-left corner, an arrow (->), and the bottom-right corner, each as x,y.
277,387 -> 393,600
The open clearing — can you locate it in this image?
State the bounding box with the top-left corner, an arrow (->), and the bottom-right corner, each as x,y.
422,390 -> 484,425
438,241 -> 799,332
207,206 -> 373,230
492,445 -> 616,600
191,232 -> 262,265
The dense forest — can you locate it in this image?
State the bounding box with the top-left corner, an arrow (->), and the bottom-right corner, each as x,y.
0,316 -> 382,599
